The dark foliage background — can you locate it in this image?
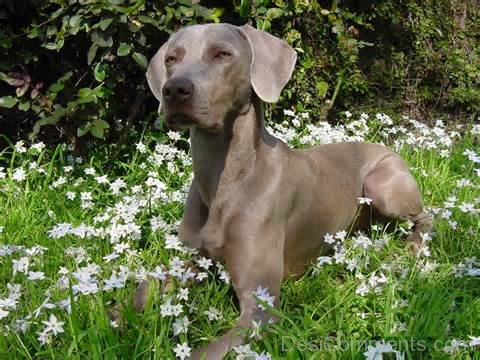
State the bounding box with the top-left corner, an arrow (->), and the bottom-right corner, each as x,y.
0,0 -> 478,150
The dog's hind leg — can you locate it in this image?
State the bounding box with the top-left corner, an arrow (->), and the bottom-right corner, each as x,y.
363,154 -> 433,254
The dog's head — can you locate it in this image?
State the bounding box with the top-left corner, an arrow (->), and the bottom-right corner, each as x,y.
146,23 -> 296,132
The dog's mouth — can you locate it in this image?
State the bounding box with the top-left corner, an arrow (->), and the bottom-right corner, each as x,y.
165,112 -> 197,129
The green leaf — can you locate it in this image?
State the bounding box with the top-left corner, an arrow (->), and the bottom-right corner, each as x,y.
180,6 -> 194,17
44,42 -> 57,50
87,43 -> 99,65
49,82 -> 64,94
132,52 -> 148,69
239,0 -> 251,18
32,107 -> 66,135
117,43 -> 131,56
94,63 -> 106,82
91,127 -> 105,139
89,125 -> 105,139
46,25 -> 57,37
0,96 -> 19,108
99,18 -> 114,31
266,8 -> 284,19
18,101 -> 31,111
77,123 -> 91,137
69,15 -> 82,28
92,119 -> 110,129
257,19 -> 271,31
316,81 -> 329,98
27,28 -> 39,39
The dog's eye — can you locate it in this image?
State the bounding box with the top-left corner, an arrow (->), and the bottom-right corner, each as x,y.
214,51 -> 232,59
165,56 -> 177,65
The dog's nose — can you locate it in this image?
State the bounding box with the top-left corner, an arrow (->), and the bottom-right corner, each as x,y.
162,78 -> 194,104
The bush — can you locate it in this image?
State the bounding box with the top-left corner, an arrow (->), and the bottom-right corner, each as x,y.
0,0 -> 478,148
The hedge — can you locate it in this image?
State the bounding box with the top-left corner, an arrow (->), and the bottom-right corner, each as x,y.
0,0 -> 478,148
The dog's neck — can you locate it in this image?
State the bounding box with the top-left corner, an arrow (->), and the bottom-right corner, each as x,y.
190,95 -> 276,206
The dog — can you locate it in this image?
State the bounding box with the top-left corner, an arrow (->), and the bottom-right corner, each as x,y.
145,23 -> 433,359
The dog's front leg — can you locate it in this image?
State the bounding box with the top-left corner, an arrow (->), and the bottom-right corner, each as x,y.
178,179 -> 209,249
191,225 -> 284,359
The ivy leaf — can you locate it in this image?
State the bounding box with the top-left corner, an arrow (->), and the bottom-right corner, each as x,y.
117,43 -> 131,56
90,125 -> 105,139
16,83 -> 29,97
0,96 -> 19,108
316,81 -> 329,98
132,52 -> 148,69
87,43 -> 99,65
77,122 -> 91,137
266,8 -> 284,19
90,119 -> 110,139
99,18 -> 114,31
69,15 -> 82,28
18,101 -> 31,111
94,63 -> 106,82
44,42 -> 57,50
93,118 -> 110,129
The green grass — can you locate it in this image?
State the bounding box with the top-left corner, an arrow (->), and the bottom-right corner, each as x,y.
0,113 -> 478,359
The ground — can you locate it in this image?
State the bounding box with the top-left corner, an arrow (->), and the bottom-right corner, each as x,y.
0,111 -> 479,359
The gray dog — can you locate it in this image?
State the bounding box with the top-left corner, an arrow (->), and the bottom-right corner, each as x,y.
145,23 -> 433,359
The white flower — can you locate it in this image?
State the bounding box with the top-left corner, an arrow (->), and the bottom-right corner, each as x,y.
324,233 -> 335,244
463,149 -> 480,163
110,178 -> 126,195
136,142 -> 147,153
167,131 -> 182,141
355,282 -> 369,296
0,308 -> 9,319
197,257 -> 213,270
173,342 -> 191,360
12,257 -> 30,274
253,286 -> 275,311
353,234 -> 372,250
12,168 -> 26,181
160,298 -> 182,317
458,202 -> 475,213
150,216 -> 167,232
469,335 -> 480,346
31,142 -> 46,152
443,339 -> 466,353
233,344 -> 253,358
177,288 -> 189,301
316,256 -> 333,266
149,266 -> 168,281
84,167 -> 96,176
42,314 -> 65,335
335,230 -> 347,241
95,175 -> 109,184
15,141 -> 27,153
196,272 -> 208,281
173,316 -> 190,336
37,329 -> 50,345
203,307 -> 223,321
27,271 -> 45,281
80,191 -> 92,201
358,197 -> 373,205
363,340 -> 404,360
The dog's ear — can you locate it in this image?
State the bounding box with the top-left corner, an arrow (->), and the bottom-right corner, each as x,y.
240,24 -> 297,103
146,41 -> 169,113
